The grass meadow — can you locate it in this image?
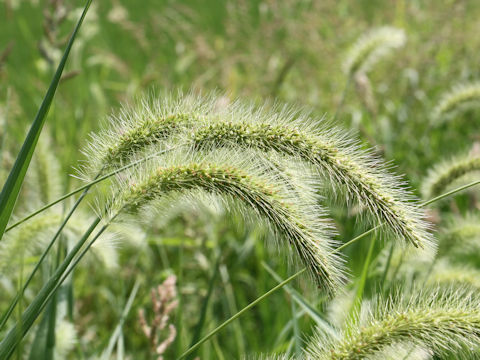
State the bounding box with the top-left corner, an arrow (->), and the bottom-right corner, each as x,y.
1,0 -> 480,359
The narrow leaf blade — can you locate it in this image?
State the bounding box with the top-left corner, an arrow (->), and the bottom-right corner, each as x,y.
0,0 -> 93,241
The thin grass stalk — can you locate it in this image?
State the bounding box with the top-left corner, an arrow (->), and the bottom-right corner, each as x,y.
422,154 -> 480,199
186,254 -> 221,360
177,268 -> 307,360
0,217 -> 101,359
333,76 -> 352,122
333,179 -> 480,254
5,146 -> 182,233
0,179 -> 96,331
0,0 -> 93,241
100,280 -> 141,360
0,147 -> 181,327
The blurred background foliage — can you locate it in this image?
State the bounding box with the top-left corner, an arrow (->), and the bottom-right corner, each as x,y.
1,0 -> 480,358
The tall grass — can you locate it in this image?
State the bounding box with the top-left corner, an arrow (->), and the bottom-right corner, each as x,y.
1,1 -> 480,359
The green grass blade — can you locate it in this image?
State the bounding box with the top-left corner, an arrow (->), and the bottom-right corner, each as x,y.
347,235 -> 376,327
177,268 -> 306,360
0,0 -> 93,242
291,300 -> 301,357
380,242 -> 395,292
0,185 -> 92,331
27,302 -> 53,360
218,264 -> 245,357
101,280 -> 140,360
186,255 -> 221,360
0,217 -> 101,359
5,145 -> 182,233
262,262 -> 334,335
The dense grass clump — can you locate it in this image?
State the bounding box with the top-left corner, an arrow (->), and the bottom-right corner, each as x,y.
2,1 -> 480,359
84,93 -> 433,250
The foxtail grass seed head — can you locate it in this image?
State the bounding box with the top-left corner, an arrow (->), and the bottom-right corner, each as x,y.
189,104 -> 433,250
54,320 -> 77,359
342,26 -> 406,76
0,210 -> 124,275
428,261 -> 480,291
84,92 -> 433,250
27,132 -> 63,205
366,343 -> 432,360
306,286 -> 480,359
438,212 -> 480,256
432,81 -> 480,122
104,149 -> 345,294
375,245 -> 435,284
81,91 -> 217,176
421,152 -> 480,199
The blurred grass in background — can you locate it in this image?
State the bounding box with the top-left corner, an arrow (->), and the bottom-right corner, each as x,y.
1,0 -> 480,358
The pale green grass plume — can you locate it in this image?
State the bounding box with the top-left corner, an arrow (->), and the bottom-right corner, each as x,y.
250,346 -> 431,360
0,212 -> 81,274
342,26 -> 406,76
83,92 -> 433,250
306,286 -> 480,359
0,211 -> 123,276
438,212 -> 480,256
375,245 -> 435,284
82,92 -> 213,173
27,132 -> 63,205
366,343 -> 432,360
432,81 -> 480,122
188,101 -> 432,249
428,261 -> 480,290
421,152 -> 480,199
102,149 -> 344,294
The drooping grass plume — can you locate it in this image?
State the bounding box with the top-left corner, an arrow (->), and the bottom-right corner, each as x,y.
81,92 -> 214,174
366,343 -> 432,360
375,245 -> 435,285
103,149 -> 344,294
0,212 -> 81,274
342,26 -> 406,76
437,212 -> 480,256
428,261 -> 480,290
53,320 -> 77,359
421,152 -> 480,199
306,286 -> 480,359
432,81 -> 480,122
326,289 -> 372,330
0,210 -> 124,277
250,342 -> 433,359
26,132 -> 63,205
83,92 -> 433,250
189,111 -> 432,249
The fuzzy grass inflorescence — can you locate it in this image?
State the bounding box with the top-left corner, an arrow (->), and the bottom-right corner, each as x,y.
342,26 -> 406,77
438,212 -> 480,256
0,210 -> 122,276
432,81 -> 480,122
428,261 -> 480,291
83,92 -> 433,250
103,149 -> 344,294
421,152 -> 480,199
27,133 -> 63,205
82,92 -> 213,173
306,286 -> 480,359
